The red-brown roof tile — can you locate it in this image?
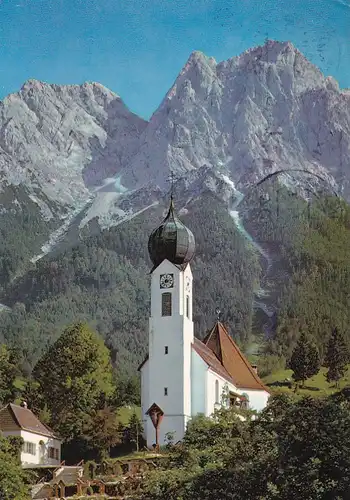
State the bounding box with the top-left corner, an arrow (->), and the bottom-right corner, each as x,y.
0,404 -> 61,439
192,337 -> 236,384
202,322 -> 270,392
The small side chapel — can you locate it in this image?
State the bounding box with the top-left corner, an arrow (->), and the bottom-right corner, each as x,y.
139,195 -> 270,448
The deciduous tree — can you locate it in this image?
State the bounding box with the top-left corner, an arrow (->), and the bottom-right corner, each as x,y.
0,435 -> 28,500
83,405 -> 122,462
33,323 -> 115,441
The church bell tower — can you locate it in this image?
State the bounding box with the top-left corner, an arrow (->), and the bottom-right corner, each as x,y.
143,194 -> 196,447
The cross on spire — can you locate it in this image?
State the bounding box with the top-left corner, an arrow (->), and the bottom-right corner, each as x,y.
167,171 -> 176,201
215,307 -> 221,321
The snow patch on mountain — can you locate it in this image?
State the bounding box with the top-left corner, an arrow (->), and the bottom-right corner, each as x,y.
28,193 -> 55,221
80,175 -> 129,229
30,199 -> 92,263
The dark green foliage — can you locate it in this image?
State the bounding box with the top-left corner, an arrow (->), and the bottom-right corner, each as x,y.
324,328 -> 349,385
82,406 -> 122,462
114,375 -> 141,406
0,344 -> 18,405
0,434 -> 29,499
140,393 -> 350,500
0,194 -> 259,372
32,323 -> 115,441
4,436 -> 24,459
0,185 -> 58,287
243,186 -> 350,362
183,196 -> 260,340
254,353 -> 286,378
290,331 -> 320,386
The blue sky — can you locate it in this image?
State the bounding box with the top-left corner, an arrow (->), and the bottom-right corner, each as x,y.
0,0 -> 349,119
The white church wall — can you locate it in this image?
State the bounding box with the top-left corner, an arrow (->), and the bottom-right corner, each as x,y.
241,389 -> 270,412
206,369 -> 238,416
145,260 -> 194,447
150,260 -> 191,318
191,350 -> 207,416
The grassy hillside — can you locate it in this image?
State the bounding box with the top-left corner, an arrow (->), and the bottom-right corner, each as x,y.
263,366 -> 350,398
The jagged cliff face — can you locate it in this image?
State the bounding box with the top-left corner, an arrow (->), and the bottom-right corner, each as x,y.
121,41 -> 350,197
0,80 -> 146,213
0,41 -> 350,230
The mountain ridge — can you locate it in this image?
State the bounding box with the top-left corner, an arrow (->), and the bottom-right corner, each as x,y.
120,40 -> 349,195
1,40 -> 349,234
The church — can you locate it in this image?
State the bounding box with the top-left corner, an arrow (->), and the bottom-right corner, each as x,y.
139,195 -> 270,448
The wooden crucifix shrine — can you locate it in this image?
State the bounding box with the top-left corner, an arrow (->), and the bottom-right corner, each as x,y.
146,402 -> 164,450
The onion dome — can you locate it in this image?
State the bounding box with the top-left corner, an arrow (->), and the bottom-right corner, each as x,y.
148,196 -> 195,268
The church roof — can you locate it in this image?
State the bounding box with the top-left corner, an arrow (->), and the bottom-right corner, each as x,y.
199,322 -> 270,392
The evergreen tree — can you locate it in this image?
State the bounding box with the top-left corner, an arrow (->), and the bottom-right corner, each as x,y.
290,331 -> 320,387
128,413 -> 144,452
324,328 -> 349,386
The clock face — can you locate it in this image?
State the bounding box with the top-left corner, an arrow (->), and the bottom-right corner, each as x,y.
160,273 -> 174,289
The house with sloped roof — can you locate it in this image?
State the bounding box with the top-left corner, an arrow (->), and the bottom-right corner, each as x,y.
139,194 -> 270,448
0,402 -> 61,466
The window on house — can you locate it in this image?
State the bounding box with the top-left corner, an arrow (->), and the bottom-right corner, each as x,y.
186,295 -> 190,319
161,292 -> 172,316
165,346 -> 168,354
215,380 -> 219,404
23,442 -> 36,455
49,447 -> 59,460
164,387 -> 168,396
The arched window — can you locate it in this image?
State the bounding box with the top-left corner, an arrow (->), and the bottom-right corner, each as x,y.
186,295 -> 190,319
215,380 -> 219,404
162,292 -> 172,317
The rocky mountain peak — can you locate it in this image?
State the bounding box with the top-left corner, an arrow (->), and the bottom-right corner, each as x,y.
238,40 -> 296,64
0,40 -> 349,241
0,79 -> 146,210
120,40 -> 349,198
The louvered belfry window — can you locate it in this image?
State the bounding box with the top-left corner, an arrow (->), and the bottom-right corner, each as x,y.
162,292 -> 172,316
